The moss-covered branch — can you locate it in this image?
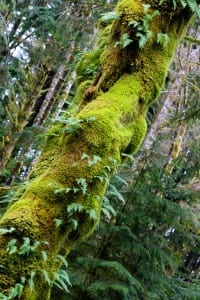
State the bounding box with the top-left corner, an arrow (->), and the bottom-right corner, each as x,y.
184,34 -> 200,45
0,1 -> 194,299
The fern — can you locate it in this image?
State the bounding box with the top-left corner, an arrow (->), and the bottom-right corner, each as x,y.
159,0 -> 200,16
8,283 -> 24,299
53,269 -> 71,293
157,32 -> 169,47
101,196 -> 116,220
0,227 -> 15,234
65,132 -> 200,300
75,258 -> 144,299
100,11 -> 120,23
67,203 -> 84,216
18,237 -> 40,256
107,184 -> 125,203
41,269 -> 52,286
28,271 -> 35,293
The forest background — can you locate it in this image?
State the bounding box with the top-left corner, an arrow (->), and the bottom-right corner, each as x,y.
0,0 -> 200,299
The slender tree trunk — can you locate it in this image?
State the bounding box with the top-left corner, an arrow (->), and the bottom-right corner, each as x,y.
33,66 -> 66,126
0,1 -> 196,299
132,68 -> 186,172
34,49 -> 76,126
165,35 -> 199,174
0,70 -> 47,175
53,70 -> 76,119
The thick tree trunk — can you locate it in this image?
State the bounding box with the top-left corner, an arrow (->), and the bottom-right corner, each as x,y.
0,1 -> 195,299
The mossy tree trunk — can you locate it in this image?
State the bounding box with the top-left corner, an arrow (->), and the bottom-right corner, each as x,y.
0,1 -> 197,299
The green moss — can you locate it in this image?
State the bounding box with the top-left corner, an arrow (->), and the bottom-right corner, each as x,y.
75,25 -> 111,91
76,73 -> 145,158
76,49 -> 102,84
117,0 -> 144,16
96,25 -> 111,48
124,116 -> 147,154
73,80 -> 92,106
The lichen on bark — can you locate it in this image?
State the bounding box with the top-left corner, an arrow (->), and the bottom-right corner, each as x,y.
0,0 -> 195,298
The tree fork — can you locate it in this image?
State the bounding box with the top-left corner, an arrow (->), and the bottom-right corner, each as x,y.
0,1 -> 197,299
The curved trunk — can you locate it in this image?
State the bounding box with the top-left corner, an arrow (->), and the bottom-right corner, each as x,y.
0,1 -> 195,299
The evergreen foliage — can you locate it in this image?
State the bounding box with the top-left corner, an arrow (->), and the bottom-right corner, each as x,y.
159,0 -> 200,16
53,129 -> 200,299
0,0 -> 117,185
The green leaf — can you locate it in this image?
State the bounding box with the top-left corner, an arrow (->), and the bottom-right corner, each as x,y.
104,165 -> 111,172
121,33 -> 133,48
70,219 -> 78,230
59,116 -> 82,133
87,209 -> 97,220
114,41 -> 121,48
76,178 -> 88,194
67,203 -> 84,216
121,152 -> 135,161
41,270 -> 51,286
19,237 -> 31,255
20,276 -> 26,284
72,187 -> 80,193
143,3 -> 151,12
88,155 -> 102,167
32,240 -> 40,251
100,11 -> 120,23
81,153 -> 89,160
8,283 -> 24,299
151,10 -> 160,18
0,227 -> 16,234
18,237 -> 40,256
41,250 -> 48,262
0,292 -> 7,300
54,218 -> 63,228
41,240 -> 49,246
157,32 -> 169,47
54,188 -> 66,194
85,116 -> 97,123
58,269 -> 71,285
56,255 -> 68,268
53,269 -> 71,293
28,271 -> 35,292
108,184 -> 125,203
94,175 -> 105,182
102,196 -> 116,219
54,187 -> 71,194
136,32 -> 152,48
92,155 -> 102,164
113,174 -> 129,187
128,20 -> 139,27
6,239 -> 18,255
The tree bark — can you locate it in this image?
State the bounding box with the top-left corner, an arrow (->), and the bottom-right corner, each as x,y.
0,70 -> 48,175
0,1 -> 195,299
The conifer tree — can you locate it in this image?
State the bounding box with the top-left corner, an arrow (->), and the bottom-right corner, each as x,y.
0,0 -> 110,184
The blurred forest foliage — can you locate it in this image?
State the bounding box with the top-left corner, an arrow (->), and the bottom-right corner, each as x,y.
0,1 -> 200,299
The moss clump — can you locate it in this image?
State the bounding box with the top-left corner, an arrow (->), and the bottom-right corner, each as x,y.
76,49 -> 102,84
76,73 -> 145,159
73,80 -> 92,106
117,0 -> 144,17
